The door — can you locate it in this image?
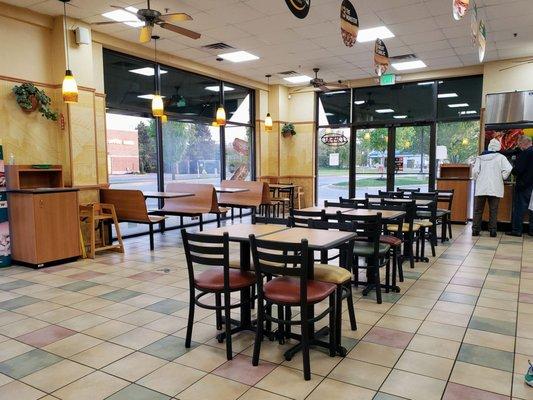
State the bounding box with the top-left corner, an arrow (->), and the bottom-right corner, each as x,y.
393,125 -> 430,192
354,127 -> 389,197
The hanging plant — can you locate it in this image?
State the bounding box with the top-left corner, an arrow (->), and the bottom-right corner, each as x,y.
12,83 -> 58,121
281,123 -> 296,137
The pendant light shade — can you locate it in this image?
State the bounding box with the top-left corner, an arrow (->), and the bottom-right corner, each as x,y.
60,0 -> 78,103
216,105 -> 226,126
161,114 -> 168,123
265,113 -> 273,131
152,95 -> 164,117
62,69 -> 78,103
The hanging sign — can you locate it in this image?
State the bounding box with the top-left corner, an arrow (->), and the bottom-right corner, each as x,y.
470,2 -> 478,44
374,39 -> 389,77
285,0 -> 311,19
478,19 -> 486,62
340,0 -> 359,47
452,0 -> 470,20
0,144 -> 10,268
321,131 -> 348,147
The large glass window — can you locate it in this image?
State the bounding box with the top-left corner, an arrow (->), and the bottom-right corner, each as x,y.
225,125 -> 252,180
436,120 -> 480,172
395,126 -> 430,192
437,76 -> 483,120
317,127 -> 351,203
355,128 -> 388,196
318,90 -> 351,125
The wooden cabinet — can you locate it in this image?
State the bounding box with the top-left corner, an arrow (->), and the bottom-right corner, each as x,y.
5,165 -> 63,190
8,189 -> 80,267
437,164 -> 473,223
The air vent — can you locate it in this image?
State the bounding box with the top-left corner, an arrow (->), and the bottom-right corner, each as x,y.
277,70 -> 299,76
202,42 -> 234,50
389,53 -> 417,61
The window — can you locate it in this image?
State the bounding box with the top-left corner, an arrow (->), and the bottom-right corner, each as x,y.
437,76 -> 483,120
225,125 -> 252,180
318,90 -> 351,125
317,127 -> 351,203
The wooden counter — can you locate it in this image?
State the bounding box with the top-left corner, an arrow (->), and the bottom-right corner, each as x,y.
482,183 -> 514,223
437,164 -> 473,223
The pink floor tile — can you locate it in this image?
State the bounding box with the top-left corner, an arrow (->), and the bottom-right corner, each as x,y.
443,382 -> 508,400
68,271 -> 106,280
519,293 -> 533,304
213,354 -> 276,385
128,271 -> 164,281
17,325 -> 76,347
362,326 -> 414,349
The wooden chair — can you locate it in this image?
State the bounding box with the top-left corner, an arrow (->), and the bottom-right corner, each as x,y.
250,235 -> 336,380
339,197 -> 369,208
413,192 -> 438,260
218,180 -> 276,220
79,203 -> 124,259
100,189 -> 166,250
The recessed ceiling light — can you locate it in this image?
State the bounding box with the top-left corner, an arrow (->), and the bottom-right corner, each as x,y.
448,103 -> 469,108
376,108 -> 394,113
129,67 -> 168,76
438,93 -> 458,98
325,112 -> 334,116
102,7 -> 143,27
393,115 -> 407,119
283,75 -> 312,84
391,60 -> 427,71
357,26 -> 395,42
354,100 -> 365,105
205,85 -> 235,92
417,81 -> 434,86
459,110 -> 477,115
217,51 -> 259,63
138,94 -> 166,100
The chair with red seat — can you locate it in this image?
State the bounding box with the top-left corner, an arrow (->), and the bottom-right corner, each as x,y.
250,235 -> 337,380
181,229 -> 256,360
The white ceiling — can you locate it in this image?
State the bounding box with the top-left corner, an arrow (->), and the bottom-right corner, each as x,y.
8,0 -> 533,85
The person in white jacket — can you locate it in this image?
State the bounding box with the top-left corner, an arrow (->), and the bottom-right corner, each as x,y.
472,138 -> 513,237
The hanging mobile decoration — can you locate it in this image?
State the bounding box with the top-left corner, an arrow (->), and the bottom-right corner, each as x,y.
452,0 -> 470,20
340,0 -> 359,47
470,2 -> 478,44
285,0 -> 311,19
477,19 -> 487,62
374,39 -> 389,77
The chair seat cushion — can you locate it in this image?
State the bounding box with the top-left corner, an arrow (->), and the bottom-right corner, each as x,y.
353,242 -> 390,256
387,223 -> 420,232
194,267 -> 255,291
415,219 -> 433,227
314,264 -> 351,284
380,235 -> 402,247
264,276 -> 335,305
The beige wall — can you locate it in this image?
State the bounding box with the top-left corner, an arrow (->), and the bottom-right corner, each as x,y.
482,58 -> 533,105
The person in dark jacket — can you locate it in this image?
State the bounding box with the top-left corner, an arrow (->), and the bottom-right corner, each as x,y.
507,135 -> 533,236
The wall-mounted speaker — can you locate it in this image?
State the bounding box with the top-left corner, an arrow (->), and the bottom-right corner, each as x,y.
74,27 -> 91,45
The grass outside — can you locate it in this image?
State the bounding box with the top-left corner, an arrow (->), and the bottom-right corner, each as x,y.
333,176 -> 428,188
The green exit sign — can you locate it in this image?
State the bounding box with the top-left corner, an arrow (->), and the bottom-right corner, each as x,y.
380,74 -> 396,86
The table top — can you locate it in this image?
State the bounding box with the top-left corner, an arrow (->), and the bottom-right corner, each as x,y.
260,227 -> 356,250
199,223 -> 289,241
269,184 -> 297,189
214,187 -> 250,193
299,206 -> 350,215
364,198 -> 432,206
343,208 -> 405,220
143,191 -> 195,199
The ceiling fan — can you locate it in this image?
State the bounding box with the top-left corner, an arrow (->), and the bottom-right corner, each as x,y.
93,0 -> 201,43
499,59 -> 533,71
293,68 -> 349,92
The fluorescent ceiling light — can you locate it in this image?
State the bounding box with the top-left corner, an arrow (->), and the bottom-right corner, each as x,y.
357,26 -> 395,42
459,110 -> 477,115
102,7 -> 143,27
438,93 -> 458,98
325,112 -> 334,116
375,108 -> 394,113
129,67 -> 167,76
324,90 -> 347,95
393,115 -> 407,119
284,75 -> 312,84
391,60 -> 427,71
137,94 -> 166,100
417,81 -> 434,86
217,51 -> 259,63
448,103 -> 469,108
354,100 -> 365,105
205,85 -> 235,92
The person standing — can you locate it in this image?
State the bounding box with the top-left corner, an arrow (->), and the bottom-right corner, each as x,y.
507,135 -> 533,237
472,138 -> 513,237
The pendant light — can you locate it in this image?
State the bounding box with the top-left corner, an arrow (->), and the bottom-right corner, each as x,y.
264,74 -> 273,132
60,0 -> 78,103
216,104 -> 226,126
151,36 -> 164,117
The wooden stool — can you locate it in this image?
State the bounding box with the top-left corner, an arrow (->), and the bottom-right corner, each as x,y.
79,203 -> 124,259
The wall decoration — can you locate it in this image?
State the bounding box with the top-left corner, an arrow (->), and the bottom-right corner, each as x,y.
0,144 -> 10,268
452,0 -> 470,20
374,39 -> 389,77
477,19 -> 486,62
285,0 -> 311,19
484,128 -> 533,151
281,123 -> 297,137
12,83 -> 58,121
470,2 -> 478,44
340,0 -> 359,47
321,131 -> 348,147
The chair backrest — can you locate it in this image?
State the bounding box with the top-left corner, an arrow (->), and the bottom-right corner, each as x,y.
100,189 -> 150,223
289,209 -> 326,227
436,189 -> 454,211
323,200 -> 356,209
339,197 -> 369,208
378,190 -> 404,198
365,193 -> 382,203
163,182 -> 219,213
397,187 -> 420,195
337,211 -> 382,258
254,215 -> 290,225
219,180 -> 266,207
413,192 -> 438,220
181,229 -> 229,288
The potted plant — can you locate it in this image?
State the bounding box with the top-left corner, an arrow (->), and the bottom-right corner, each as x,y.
281,123 -> 296,137
12,82 -> 58,121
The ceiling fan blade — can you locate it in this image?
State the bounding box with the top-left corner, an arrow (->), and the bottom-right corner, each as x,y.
158,23 -> 201,39
92,20 -> 137,25
110,5 -> 137,14
139,25 -> 153,43
158,13 -> 193,22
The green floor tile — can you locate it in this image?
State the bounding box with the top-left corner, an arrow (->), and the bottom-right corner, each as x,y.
439,292 -> 478,305
488,269 -> 520,278
144,299 -> 188,315
0,280 -> 33,291
59,281 -> 99,292
457,343 -> 514,372
0,349 -> 62,379
0,296 -> 39,311
140,335 -> 198,361
468,316 -> 516,336
100,289 -> 142,302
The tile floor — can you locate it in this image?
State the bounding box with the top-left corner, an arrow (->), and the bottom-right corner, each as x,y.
0,221 -> 531,399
